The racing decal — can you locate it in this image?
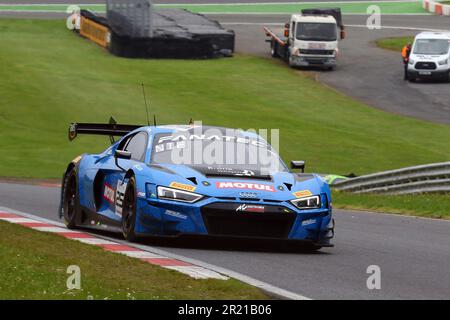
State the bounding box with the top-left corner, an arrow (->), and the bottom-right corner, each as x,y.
302,219 -> 316,226
137,191 -> 146,198
216,182 -> 275,192
71,155 -> 82,164
293,190 -> 313,198
115,180 -> 127,217
169,182 -> 196,192
164,210 -> 187,220
154,134 -> 268,153
235,204 -> 265,213
103,183 -> 115,204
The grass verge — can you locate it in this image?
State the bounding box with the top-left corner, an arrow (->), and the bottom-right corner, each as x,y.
0,220 -> 268,299
1,19 -> 450,179
333,191 -> 450,220
376,36 -> 415,52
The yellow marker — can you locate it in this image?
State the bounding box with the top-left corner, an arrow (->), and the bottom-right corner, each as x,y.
293,190 -> 313,198
170,182 -> 196,192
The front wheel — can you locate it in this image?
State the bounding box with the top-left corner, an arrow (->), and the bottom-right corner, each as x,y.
122,177 -> 138,242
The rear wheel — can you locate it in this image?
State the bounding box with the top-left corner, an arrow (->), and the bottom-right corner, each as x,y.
63,170 -> 78,229
122,177 -> 138,242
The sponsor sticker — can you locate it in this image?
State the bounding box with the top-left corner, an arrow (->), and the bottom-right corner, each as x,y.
164,210 -> 187,220
302,219 -> 316,226
236,204 -> 265,213
115,180 -> 127,217
169,182 -> 196,192
103,184 -> 115,204
216,182 -> 275,192
293,190 -> 313,198
137,191 -> 146,198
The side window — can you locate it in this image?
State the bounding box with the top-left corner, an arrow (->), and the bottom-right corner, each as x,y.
123,132 -> 148,162
291,22 -> 296,37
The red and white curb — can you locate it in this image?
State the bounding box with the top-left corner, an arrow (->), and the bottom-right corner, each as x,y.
0,211 -> 228,280
0,206 -> 310,300
423,0 -> 450,16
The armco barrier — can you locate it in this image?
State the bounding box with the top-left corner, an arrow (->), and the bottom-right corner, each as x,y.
333,162 -> 450,195
423,0 -> 450,16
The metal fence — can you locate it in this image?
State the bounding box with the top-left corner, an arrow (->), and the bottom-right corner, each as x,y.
107,0 -> 153,37
332,162 -> 450,195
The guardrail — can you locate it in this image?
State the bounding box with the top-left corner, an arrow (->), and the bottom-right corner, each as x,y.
423,0 -> 450,16
332,162 -> 450,195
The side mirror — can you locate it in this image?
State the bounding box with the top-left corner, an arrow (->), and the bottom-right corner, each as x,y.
291,160 -> 305,173
340,29 -> 346,40
115,150 -> 131,171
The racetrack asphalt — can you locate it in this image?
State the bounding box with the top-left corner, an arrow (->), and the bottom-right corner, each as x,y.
0,181 -> 449,300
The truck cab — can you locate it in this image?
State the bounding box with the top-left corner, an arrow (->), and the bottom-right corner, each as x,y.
264,8 -> 345,70
287,14 -> 341,69
407,32 -> 450,82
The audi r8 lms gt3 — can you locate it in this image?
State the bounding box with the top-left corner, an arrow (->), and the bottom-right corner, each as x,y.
60,122 -> 334,249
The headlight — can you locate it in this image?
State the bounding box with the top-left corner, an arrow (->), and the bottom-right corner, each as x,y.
157,186 -> 203,203
290,195 -> 321,210
408,59 -> 414,65
438,59 -> 448,65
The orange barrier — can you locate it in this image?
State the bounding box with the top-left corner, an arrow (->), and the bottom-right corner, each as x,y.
79,16 -> 110,48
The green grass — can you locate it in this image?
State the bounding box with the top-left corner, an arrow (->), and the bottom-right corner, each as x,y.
1,19 -> 450,180
376,36 -> 415,52
0,1 -> 428,15
0,220 -> 268,299
333,191 -> 450,220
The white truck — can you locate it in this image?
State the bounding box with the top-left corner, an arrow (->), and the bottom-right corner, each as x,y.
264,8 -> 345,70
407,31 -> 450,82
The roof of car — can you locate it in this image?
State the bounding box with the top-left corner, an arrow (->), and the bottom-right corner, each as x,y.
415,32 -> 450,40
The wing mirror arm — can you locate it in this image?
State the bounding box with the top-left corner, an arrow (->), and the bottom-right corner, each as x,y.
291,160 -> 306,173
114,150 -> 132,171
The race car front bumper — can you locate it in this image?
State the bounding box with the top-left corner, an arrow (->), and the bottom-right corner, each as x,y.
136,196 -> 334,246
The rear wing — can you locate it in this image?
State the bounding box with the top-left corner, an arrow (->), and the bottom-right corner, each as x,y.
68,122 -> 143,142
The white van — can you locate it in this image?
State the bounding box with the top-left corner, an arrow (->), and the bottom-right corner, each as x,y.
407,32 -> 450,82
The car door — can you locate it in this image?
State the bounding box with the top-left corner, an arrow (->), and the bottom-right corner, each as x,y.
93,131 -> 148,222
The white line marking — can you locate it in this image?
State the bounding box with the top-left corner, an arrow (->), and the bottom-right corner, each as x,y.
167,266 -> 229,280
222,22 -> 448,32
74,238 -> 117,245
0,217 -> 39,223
32,226 -> 77,233
116,251 -> 165,259
0,206 -> 311,300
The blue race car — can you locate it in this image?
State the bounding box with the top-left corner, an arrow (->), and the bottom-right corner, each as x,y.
60,122 -> 334,249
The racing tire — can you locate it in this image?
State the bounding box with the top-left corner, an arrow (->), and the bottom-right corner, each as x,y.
63,169 -> 79,229
122,176 -> 138,242
271,41 -> 278,58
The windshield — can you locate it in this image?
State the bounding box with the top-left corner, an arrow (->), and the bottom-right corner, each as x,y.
296,22 -> 337,41
151,130 -> 288,176
413,39 -> 450,55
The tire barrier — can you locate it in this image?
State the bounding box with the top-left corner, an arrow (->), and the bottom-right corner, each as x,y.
423,0 -> 450,16
333,162 -> 450,195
